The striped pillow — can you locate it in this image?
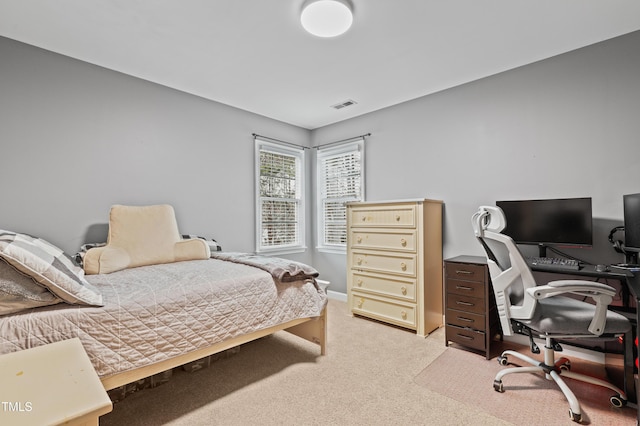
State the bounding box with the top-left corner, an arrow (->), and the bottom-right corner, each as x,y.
0,257 -> 63,315
0,230 -> 103,306
181,235 -> 222,253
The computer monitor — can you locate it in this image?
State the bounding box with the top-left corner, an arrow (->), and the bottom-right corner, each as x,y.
623,193 -> 640,265
496,197 -> 593,257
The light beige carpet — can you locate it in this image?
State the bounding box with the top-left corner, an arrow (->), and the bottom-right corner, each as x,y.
100,300 -> 510,425
414,343 -> 637,425
99,299 -> 637,425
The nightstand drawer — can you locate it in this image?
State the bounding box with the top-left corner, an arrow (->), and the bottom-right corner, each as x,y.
351,251 -> 416,277
446,324 -> 486,351
351,292 -> 416,328
350,229 -> 417,252
351,272 -> 416,302
445,262 -> 486,282
446,308 -> 485,329
446,278 -> 485,299
349,206 -> 416,228
446,293 -> 485,315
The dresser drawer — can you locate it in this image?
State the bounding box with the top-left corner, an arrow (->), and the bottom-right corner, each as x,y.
446,308 -> 485,330
351,251 -> 416,277
349,205 -> 416,228
351,272 -> 416,302
351,292 -> 416,328
446,324 -> 486,351
445,262 -> 486,282
446,293 -> 485,315
350,229 -> 417,252
446,278 -> 485,299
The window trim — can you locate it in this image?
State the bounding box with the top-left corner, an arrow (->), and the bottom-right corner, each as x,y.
316,139 -> 365,254
255,138 -> 306,255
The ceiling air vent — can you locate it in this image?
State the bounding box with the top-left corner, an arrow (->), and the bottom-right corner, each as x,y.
331,99 -> 357,110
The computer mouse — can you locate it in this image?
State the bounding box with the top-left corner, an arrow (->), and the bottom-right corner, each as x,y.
595,264 -> 609,272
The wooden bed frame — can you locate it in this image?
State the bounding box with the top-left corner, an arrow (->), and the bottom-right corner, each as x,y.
100,307 -> 327,391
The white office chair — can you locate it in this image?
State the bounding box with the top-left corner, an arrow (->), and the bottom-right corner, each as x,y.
472,206 -> 631,423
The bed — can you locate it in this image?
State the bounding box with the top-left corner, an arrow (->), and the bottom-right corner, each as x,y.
0,255 -> 327,391
0,209 -> 328,392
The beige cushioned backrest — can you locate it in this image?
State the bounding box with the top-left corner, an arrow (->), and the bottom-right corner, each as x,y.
83,204 -> 210,274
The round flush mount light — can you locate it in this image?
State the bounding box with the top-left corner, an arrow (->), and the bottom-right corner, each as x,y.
301,0 -> 353,38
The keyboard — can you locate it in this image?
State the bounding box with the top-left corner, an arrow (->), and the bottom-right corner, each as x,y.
526,257 -> 581,271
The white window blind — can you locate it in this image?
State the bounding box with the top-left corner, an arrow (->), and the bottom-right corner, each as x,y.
255,139 -> 305,254
317,139 -> 365,252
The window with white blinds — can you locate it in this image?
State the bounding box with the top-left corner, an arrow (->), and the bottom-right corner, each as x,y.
255,138 -> 305,254
316,139 -> 365,252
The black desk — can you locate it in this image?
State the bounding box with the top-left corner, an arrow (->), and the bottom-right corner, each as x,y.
531,263 -> 631,280
532,264 -> 638,415
532,263 -> 635,309
623,272 -> 640,418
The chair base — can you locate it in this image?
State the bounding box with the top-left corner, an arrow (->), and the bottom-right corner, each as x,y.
493,338 -> 627,424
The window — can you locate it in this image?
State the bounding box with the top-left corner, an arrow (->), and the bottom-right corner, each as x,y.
316,139 -> 365,253
255,138 -> 305,254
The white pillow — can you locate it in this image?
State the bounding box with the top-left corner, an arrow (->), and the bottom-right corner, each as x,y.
0,230 -> 103,306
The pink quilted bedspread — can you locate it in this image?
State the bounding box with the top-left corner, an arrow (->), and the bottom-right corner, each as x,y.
0,258 -> 327,377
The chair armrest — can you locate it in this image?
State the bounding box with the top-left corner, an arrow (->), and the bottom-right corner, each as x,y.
528,280 -> 616,298
526,280 -> 616,336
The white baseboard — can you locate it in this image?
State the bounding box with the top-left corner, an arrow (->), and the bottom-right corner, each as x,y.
327,290 -> 347,302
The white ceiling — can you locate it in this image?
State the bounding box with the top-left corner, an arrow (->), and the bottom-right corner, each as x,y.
1,0 -> 639,130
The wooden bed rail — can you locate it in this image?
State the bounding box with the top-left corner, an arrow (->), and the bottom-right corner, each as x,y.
100,307 -> 327,391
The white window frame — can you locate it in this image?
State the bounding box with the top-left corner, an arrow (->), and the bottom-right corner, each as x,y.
316,139 -> 365,254
255,138 -> 306,255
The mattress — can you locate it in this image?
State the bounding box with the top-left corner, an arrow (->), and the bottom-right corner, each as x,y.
0,258 -> 327,378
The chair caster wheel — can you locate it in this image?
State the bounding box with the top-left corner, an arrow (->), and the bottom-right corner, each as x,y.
610,395 -> 627,408
569,409 -> 582,423
557,358 -> 571,371
493,380 -> 504,393
497,355 -> 508,366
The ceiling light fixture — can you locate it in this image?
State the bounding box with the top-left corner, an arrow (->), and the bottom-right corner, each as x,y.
301,0 -> 353,38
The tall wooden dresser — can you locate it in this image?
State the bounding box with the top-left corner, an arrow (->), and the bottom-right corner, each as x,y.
347,199 -> 443,337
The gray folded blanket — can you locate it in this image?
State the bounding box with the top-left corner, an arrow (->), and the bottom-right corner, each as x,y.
211,252 -> 319,283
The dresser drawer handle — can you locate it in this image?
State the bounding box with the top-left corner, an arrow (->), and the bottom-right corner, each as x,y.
457,317 -> 474,323
455,270 -> 473,275
400,238 -> 407,246
357,257 -> 363,265
400,286 -> 407,295
361,215 -> 367,222
400,262 -> 407,271
395,215 -> 401,221
401,310 -> 407,319
455,285 -> 473,291
357,279 -> 363,286
456,333 -> 474,341
357,298 -> 364,308
456,301 -> 474,307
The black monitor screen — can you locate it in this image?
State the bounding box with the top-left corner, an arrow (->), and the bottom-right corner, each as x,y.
496,197 -> 593,247
623,193 -> 640,254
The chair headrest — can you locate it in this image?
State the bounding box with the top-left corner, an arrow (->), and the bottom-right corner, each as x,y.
472,206 -> 507,237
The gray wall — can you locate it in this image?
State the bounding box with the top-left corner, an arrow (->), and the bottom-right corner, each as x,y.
0,36 -> 313,265
312,30 -> 640,293
2,32 -> 640,296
